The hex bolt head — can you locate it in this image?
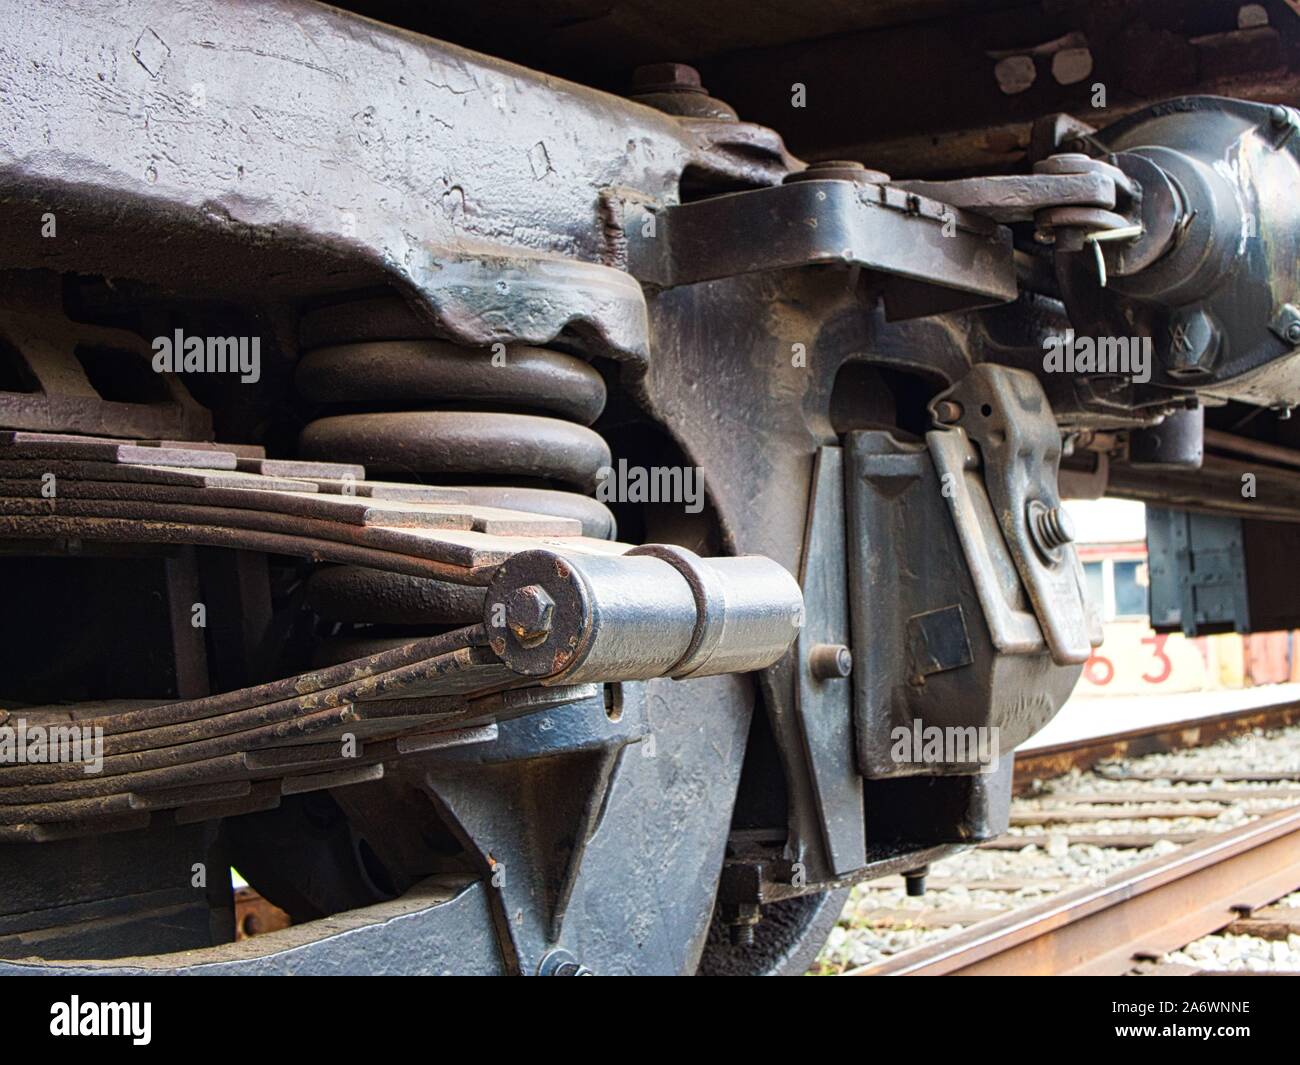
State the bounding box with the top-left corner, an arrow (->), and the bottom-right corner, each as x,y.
1166,307 -> 1221,377
504,584 -> 555,647
629,61 -> 739,120
1286,322 -> 1300,344
809,642 -> 853,680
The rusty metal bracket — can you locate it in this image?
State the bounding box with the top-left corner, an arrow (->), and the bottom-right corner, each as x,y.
895,154 -> 1143,262
623,179 -> 1016,320
925,430 -> 1045,657
0,274 -> 211,441
892,171 -> 1118,224
929,366 -> 1100,665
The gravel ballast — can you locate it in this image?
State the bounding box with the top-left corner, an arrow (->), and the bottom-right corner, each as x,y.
810,722 -> 1300,975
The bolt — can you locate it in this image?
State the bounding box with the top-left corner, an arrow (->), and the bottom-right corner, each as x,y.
1268,106 -> 1297,148
629,62 -> 738,120
1028,499 -> 1074,561
904,865 -> 930,897
809,643 -> 853,680
1044,505 -> 1075,547
632,62 -> 704,93
785,158 -> 891,186
724,901 -> 762,945
1166,307 -> 1220,377
504,584 -> 554,647
1286,321 -> 1300,344
537,948 -> 593,976
933,399 -> 963,424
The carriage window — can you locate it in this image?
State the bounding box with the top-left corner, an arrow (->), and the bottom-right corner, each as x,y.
1083,561 -> 1105,613
1113,559 -> 1149,618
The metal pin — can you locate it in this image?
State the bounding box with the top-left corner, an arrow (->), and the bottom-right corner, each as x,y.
1082,223 -> 1143,288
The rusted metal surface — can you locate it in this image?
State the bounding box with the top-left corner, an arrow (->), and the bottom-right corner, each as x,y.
1204,427 -> 1300,472
0,430 -> 802,844
850,803 -> 1300,975
696,0 -> 1300,176
1108,454 -> 1300,524
0,273 -> 211,440
234,887 -> 292,940
296,295 -> 618,503
0,0 -> 794,361
0,878 -> 507,974
931,365 -> 1099,665
624,177 -> 1017,315
893,170 -> 1120,224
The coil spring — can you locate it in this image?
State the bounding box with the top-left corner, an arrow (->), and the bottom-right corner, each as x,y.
294,292 -> 614,652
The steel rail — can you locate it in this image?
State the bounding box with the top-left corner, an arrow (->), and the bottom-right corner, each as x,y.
847,803 -> 1300,975
1013,697 -> 1300,790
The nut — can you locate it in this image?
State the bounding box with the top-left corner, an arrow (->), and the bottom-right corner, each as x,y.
784,158 -> 891,186
504,584 -> 554,647
631,62 -> 704,93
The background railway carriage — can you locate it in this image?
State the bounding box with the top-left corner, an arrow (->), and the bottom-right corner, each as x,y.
1073,499 -> 1300,696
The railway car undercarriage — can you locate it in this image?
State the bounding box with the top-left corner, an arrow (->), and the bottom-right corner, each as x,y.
2,0 -> 1300,974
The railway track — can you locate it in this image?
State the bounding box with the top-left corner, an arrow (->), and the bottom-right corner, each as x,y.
821,703 -> 1300,976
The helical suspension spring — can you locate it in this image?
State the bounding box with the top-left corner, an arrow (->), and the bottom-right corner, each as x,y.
293,292 -> 615,656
